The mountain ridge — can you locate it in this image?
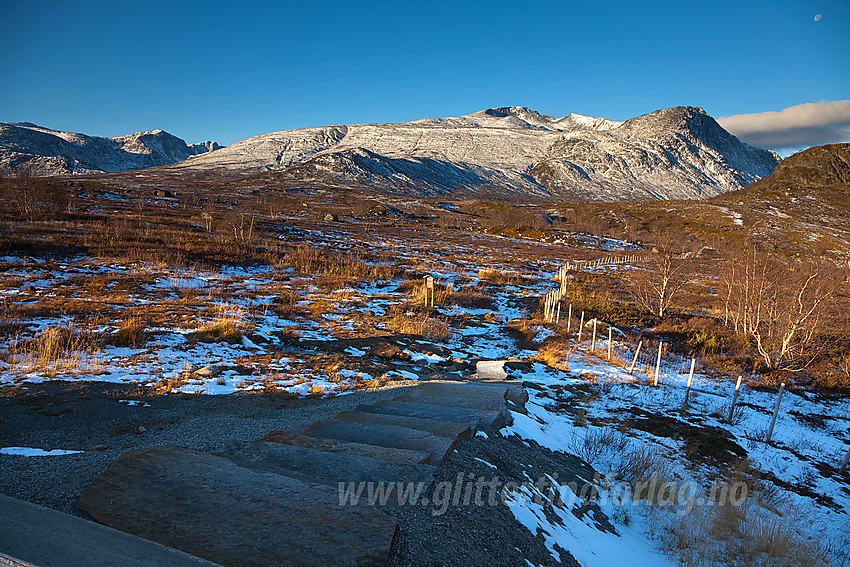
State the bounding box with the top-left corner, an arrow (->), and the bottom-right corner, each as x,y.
0,123 -> 223,176
161,105 -> 778,201
1,106 -> 779,203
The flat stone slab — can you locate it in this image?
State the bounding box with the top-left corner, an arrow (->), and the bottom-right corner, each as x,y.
261,430 -> 432,464
393,395 -> 505,411
78,447 -> 397,567
418,380 -> 528,406
224,440 -> 437,491
0,494 -> 220,567
333,410 -> 473,440
302,420 -> 456,464
362,400 -> 509,430
475,360 -> 508,379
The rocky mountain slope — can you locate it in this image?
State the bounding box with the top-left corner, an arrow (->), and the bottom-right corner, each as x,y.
165,106 -> 779,202
0,123 -> 222,176
717,142 -> 850,232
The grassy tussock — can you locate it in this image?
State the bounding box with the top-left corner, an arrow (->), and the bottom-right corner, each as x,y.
188,305 -> 245,344
107,317 -> 147,347
384,311 -> 452,341
6,324 -> 102,376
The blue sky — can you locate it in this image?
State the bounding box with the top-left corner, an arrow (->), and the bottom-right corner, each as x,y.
1,0 -> 848,149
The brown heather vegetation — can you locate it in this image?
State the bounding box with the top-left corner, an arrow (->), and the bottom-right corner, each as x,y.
0,170 -> 847,389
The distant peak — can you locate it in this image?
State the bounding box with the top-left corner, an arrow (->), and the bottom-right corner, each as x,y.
482,106 -> 540,118
620,106 -> 722,134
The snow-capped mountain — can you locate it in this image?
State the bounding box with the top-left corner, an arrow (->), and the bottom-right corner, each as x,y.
0,122 -> 222,176
163,106 -> 779,201
2,106 -> 779,202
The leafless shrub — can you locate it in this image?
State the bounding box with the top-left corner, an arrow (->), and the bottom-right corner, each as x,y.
570,427 -> 630,465
612,444 -> 673,498
622,236 -> 690,318
721,242 -> 841,371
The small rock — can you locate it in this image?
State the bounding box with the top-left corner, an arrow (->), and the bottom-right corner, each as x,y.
194,365 -> 223,377
323,213 -> 339,222
137,426 -> 147,433
369,342 -> 411,361
88,444 -> 108,451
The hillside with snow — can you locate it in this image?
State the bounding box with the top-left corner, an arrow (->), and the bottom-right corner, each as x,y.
0,122 -> 222,176
164,106 -> 779,202
2,106 -> 779,202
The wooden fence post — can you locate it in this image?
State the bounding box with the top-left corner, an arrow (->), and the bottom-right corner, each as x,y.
577,311 -> 585,342
727,376 -> 743,423
607,327 -> 612,361
591,319 -> 597,353
628,341 -> 642,375
683,357 -> 695,405
556,303 -> 561,324
653,342 -> 663,386
766,382 -> 785,444
567,304 -> 572,333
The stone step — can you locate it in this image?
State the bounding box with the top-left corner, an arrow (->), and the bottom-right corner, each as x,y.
361,400 -> 510,430
223,440 -> 438,495
0,494 -> 220,567
333,410 -> 473,440
302,420 -> 456,464
77,447 -> 397,567
392,395 -> 505,411
261,430 -> 432,465
418,380 -> 528,406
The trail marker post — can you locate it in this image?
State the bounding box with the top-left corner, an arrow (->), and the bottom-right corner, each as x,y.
766,382 -> 785,444
425,276 -> 435,308
653,342 -> 663,386
727,376 -> 743,423
683,357 -> 695,405
628,341 -> 642,375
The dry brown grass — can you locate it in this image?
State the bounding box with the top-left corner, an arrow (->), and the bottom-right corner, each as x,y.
476,267 -> 531,285
280,246 -> 402,281
6,324 -> 102,377
107,317 -> 147,347
663,499 -> 829,567
531,339 -> 573,372
187,305 -> 245,344
384,311 -> 452,341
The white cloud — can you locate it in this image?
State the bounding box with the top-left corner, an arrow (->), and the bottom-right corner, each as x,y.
718,100 -> 850,151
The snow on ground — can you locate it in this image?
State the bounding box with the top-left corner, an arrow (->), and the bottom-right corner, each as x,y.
501,342 -> 850,566
0,447 -> 84,456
